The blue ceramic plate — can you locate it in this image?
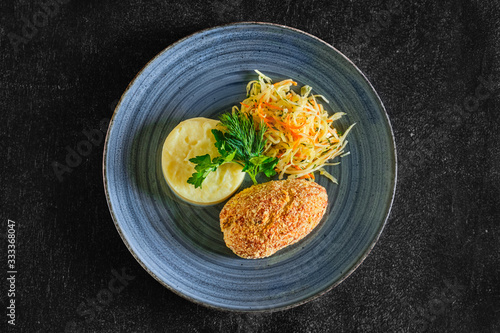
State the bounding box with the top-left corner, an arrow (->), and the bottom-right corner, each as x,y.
103,22 -> 396,311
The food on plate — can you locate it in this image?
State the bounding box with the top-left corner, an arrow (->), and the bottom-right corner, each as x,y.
187,71 -> 354,188
240,70 -> 355,183
187,111 -> 278,188
161,117 -> 245,205
220,179 -> 328,259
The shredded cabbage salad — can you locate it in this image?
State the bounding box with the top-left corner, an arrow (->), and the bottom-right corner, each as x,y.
232,70 -> 355,183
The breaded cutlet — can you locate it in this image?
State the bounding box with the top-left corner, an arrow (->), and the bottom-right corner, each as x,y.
220,179 -> 328,259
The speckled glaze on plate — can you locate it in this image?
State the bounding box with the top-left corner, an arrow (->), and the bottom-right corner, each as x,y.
103,22 -> 396,311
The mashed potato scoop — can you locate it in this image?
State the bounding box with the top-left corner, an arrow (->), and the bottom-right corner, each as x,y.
161,117 -> 245,205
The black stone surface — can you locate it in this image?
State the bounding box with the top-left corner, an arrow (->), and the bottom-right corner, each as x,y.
1,0 -> 499,332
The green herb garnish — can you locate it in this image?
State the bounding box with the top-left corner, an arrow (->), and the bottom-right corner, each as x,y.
187,111 -> 278,188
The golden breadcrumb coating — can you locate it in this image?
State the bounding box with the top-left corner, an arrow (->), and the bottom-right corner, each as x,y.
220,179 -> 328,259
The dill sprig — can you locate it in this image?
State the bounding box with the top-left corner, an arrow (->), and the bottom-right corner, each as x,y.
187,111 -> 278,188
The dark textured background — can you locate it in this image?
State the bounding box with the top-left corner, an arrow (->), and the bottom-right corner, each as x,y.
1,0 -> 499,332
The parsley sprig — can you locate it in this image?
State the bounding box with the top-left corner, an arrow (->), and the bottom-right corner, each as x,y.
187,111 -> 278,188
